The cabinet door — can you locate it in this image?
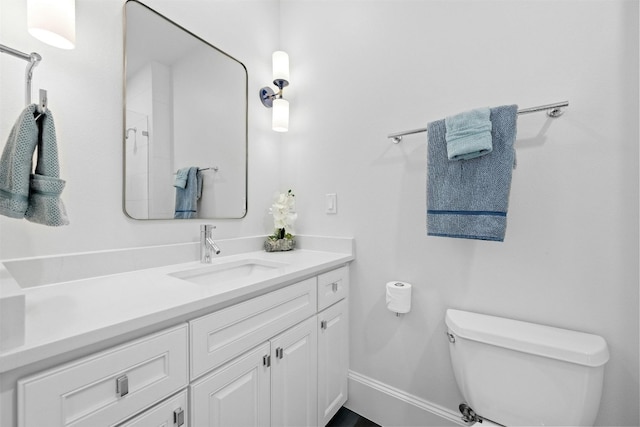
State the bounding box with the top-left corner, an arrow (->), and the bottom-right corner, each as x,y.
271,316 -> 318,427
190,342 -> 271,427
317,299 -> 348,427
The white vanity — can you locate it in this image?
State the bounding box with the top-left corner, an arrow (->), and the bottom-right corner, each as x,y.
0,236 -> 354,427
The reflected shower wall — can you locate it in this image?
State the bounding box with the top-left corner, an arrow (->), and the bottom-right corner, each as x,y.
125,61 -> 175,219
125,110 -> 149,219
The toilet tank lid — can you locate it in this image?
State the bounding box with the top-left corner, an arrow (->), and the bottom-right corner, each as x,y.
445,309 -> 609,367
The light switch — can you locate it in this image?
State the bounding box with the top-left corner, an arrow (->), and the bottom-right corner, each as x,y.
326,193 -> 337,214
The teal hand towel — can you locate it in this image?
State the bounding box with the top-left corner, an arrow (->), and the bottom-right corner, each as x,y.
445,107 -> 492,161
0,105 -> 39,218
427,105 -> 517,241
174,167 -> 189,188
24,108 -> 69,226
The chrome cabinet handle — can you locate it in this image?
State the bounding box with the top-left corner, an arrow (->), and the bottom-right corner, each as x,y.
116,374 -> 129,398
331,282 -> 338,292
174,407 -> 185,426
320,320 -> 327,330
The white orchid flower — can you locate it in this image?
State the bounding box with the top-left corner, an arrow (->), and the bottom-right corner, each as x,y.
271,190 -> 296,237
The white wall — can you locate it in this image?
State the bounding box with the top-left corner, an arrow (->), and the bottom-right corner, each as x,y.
0,0 -> 281,258
280,1 -> 639,426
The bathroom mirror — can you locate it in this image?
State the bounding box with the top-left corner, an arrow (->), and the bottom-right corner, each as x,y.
123,0 -> 247,219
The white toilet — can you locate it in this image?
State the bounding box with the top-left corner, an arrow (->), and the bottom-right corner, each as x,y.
445,309 -> 610,426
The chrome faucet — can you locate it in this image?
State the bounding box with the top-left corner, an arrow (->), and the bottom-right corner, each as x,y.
200,224 -> 221,263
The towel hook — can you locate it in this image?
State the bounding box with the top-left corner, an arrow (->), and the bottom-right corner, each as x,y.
38,89 -> 48,113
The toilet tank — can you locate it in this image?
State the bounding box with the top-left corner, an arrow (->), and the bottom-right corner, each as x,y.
445,309 -> 609,426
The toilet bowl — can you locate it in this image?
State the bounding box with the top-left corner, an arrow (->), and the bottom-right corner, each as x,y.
445,309 -> 609,426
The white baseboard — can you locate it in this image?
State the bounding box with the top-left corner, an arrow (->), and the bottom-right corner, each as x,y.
345,370 -> 467,427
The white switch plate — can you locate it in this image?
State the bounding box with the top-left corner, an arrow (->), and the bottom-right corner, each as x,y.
325,193 -> 337,214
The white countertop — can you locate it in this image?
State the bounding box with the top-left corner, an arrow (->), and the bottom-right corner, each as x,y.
0,237 -> 354,373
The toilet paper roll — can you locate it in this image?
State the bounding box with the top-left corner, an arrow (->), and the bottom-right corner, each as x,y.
386,281 -> 412,313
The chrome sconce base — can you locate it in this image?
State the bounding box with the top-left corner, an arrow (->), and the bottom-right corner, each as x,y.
259,79 -> 289,108
259,87 -> 276,108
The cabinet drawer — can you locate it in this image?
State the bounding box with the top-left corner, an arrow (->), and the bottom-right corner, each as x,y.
119,390 -> 187,427
190,278 -> 317,380
317,266 -> 349,311
18,324 -> 188,427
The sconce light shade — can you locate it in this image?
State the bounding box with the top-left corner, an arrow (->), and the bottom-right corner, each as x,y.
272,98 -> 289,132
272,51 -> 289,87
261,51 -> 290,132
28,0 -> 76,49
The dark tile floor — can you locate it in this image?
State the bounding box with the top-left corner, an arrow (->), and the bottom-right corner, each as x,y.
326,407 -> 381,427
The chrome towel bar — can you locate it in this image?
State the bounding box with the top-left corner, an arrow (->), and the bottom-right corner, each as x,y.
388,100 -> 569,143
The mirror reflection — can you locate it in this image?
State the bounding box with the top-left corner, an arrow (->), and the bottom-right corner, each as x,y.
124,0 -> 247,219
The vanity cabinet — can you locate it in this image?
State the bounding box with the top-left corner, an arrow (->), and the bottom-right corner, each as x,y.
15,265 -> 349,427
189,268 -> 348,427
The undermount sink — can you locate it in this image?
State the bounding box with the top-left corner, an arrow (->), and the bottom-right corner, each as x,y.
169,259 -> 288,285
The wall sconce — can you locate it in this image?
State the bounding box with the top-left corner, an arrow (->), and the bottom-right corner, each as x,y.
260,51 -> 289,132
27,0 -> 76,50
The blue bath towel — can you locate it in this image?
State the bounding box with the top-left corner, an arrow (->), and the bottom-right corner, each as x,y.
445,107 -> 492,161
174,166 -> 199,219
427,105 -> 517,241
